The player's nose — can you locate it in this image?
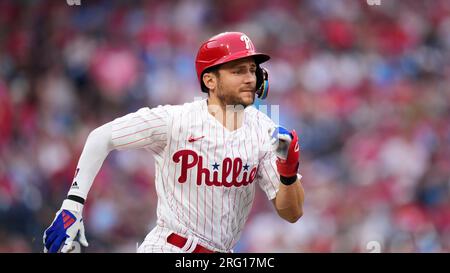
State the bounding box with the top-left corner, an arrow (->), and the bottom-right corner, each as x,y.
243,71 -> 256,85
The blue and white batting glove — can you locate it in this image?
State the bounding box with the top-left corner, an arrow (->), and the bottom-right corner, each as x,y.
43,199 -> 88,253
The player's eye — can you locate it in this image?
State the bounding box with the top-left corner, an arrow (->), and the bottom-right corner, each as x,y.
232,67 -> 255,75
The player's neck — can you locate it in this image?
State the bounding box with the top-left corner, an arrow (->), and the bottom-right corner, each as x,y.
206,98 -> 244,131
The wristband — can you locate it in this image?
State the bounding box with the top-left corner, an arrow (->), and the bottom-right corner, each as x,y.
280,175 -> 297,185
67,195 -> 85,205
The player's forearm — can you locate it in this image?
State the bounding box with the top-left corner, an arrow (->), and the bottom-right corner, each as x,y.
274,177 -> 304,223
67,122 -> 114,201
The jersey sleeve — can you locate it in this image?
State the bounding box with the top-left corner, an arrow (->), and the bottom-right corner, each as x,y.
255,116 -> 281,200
110,105 -> 171,152
256,142 -> 281,200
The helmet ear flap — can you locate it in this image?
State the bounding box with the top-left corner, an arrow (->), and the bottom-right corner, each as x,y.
256,66 -> 269,100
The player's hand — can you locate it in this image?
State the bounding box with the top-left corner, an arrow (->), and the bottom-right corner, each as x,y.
269,126 -> 300,178
43,199 -> 88,253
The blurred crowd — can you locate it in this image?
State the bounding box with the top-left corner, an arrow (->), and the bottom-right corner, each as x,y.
1,0 -> 450,252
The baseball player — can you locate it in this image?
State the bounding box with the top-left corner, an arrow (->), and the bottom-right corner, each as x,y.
43,32 -> 304,253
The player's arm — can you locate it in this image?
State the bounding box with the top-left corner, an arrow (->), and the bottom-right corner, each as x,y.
271,176 -> 304,223
43,106 -> 169,253
270,126 -> 304,223
43,121 -> 115,253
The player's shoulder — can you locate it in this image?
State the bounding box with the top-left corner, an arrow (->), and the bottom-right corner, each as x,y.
162,99 -> 204,115
144,99 -> 204,115
181,99 -> 205,111
245,105 -> 276,128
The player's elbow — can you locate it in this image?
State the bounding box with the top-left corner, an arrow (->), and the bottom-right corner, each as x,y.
285,210 -> 303,223
90,124 -> 109,138
278,207 -> 303,223
87,122 -> 114,151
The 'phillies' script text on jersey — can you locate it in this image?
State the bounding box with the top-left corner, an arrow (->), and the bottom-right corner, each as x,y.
173,149 -> 258,186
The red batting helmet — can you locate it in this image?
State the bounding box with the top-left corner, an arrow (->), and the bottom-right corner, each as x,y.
195,32 -> 271,99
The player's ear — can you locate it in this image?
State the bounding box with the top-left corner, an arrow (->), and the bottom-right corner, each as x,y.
202,72 -> 217,91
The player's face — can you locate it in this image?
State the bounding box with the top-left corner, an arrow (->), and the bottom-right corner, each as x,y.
215,57 -> 257,107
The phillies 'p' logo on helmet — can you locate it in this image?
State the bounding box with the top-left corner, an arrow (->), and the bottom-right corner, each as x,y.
195,32 -> 271,100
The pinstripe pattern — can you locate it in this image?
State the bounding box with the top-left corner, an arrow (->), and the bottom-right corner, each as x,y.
111,99 -> 281,252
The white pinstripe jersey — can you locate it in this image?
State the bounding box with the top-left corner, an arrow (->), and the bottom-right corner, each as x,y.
111,99 -> 280,252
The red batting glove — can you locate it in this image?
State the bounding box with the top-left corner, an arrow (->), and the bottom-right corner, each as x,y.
270,126 -> 300,178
